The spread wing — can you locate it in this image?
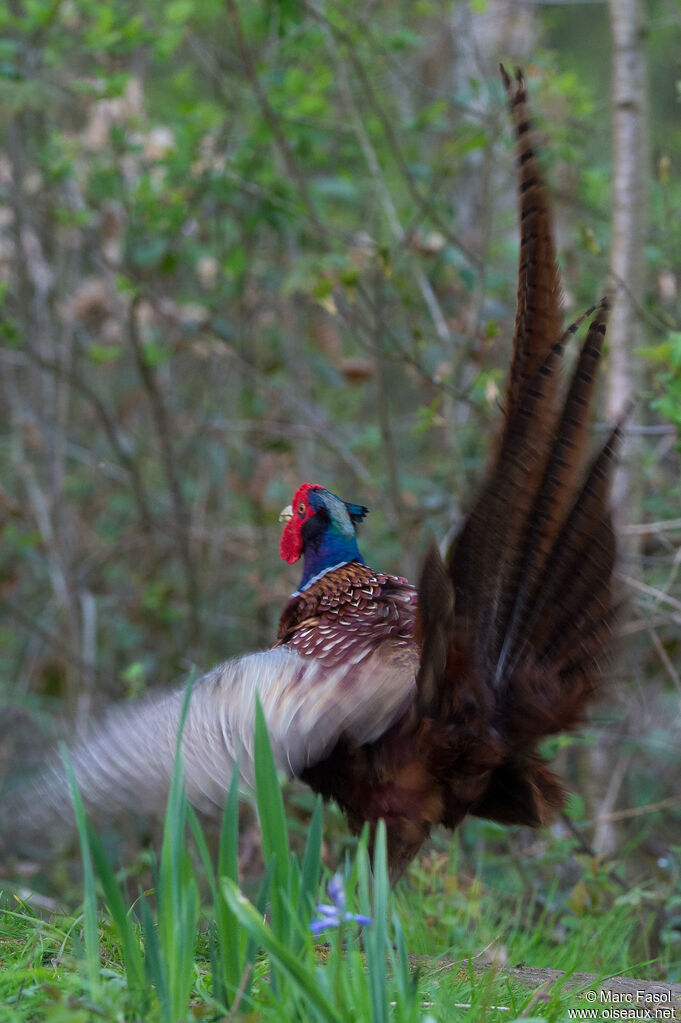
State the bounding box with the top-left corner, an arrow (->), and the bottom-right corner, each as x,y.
3,642 -> 416,843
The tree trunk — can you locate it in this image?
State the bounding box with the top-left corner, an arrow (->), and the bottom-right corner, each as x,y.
591,0 -> 648,855
608,0 -> 648,423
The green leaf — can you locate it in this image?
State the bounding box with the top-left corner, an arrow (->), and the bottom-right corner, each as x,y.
141,340 -> 171,368
132,237 -> 168,268
312,277 -> 334,300
565,792 -> 586,821
637,342 -> 672,363
312,176 -> 358,201
166,0 -> 193,24
88,343 -> 122,364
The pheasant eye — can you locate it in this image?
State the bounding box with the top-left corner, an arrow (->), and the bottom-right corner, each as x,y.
297,502 -> 306,516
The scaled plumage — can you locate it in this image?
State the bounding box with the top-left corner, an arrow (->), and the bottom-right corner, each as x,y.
1,69 -> 621,880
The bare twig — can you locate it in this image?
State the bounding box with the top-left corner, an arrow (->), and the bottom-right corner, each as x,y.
224,0 -> 328,241
617,614 -> 681,637
318,15 -> 451,344
371,273 -> 406,540
616,573 -> 681,615
126,299 -> 201,649
78,590 -> 97,731
559,813 -> 627,890
142,290 -> 376,487
595,792 -> 681,823
9,343 -> 156,538
306,0 -> 481,268
647,627 -> 681,695
622,517 -> 681,534
0,597 -> 100,683
595,751 -> 633,850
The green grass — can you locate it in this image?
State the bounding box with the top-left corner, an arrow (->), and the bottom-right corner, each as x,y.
0,697 -> 678,1022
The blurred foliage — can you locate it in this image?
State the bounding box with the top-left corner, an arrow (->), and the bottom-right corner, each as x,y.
0,0 -> 680,903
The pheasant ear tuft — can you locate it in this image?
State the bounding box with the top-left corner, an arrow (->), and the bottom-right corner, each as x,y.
345,502 -> 369,525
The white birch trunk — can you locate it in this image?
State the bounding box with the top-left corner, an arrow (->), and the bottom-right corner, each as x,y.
592,0 -> 649,855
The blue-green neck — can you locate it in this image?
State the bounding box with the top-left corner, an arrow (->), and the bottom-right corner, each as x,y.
297,529 -> 364,592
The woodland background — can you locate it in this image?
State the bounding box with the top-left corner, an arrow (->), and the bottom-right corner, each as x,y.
0,0 -> 680,941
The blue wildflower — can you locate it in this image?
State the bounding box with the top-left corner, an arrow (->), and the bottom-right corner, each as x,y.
309,873 -> 372,934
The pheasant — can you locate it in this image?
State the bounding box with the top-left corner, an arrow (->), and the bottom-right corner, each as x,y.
2,69 -> 621,879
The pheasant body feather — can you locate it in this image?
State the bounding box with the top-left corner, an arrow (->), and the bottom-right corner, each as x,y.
277,562 -> 416,654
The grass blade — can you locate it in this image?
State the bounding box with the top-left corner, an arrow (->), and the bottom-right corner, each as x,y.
85,819 -> 145,996
139,891 -> 170,1023
156,673 -> 199,1021
217,766 -> 243,996
253,694 -> 289,891
253,691 -> 291,986
61,745 -> 101,999
367,821 -> 389,1023
299,796 -> 323,918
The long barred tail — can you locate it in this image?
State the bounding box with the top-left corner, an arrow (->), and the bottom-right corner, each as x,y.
415,67 -> 621,830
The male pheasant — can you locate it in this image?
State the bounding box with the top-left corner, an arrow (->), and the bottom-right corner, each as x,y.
1,69 -> 621,879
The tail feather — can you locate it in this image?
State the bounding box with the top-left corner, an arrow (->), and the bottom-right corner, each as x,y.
415,540 -> 455,716
524,420 -> 623,659
450,67 -> 571,672
523,303 -> 609,564
542,523 -> 615,661
449,338 -> 565,671
416,68 -> 621,833
497,301 -> 611,679
470,757 -> 565,827
558,603 -> 620,688
500,65 -> 563,423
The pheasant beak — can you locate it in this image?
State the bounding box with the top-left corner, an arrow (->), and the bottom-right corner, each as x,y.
279,504 -> 293,524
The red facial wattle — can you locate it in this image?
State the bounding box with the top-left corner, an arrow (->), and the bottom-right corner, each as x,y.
279,517 -> 304,564
279,483 -> 322,564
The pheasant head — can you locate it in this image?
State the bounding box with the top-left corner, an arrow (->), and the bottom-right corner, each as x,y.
279,482 -> 369,592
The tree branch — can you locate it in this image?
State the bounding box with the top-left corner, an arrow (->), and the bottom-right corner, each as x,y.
126,299 -> 201,650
